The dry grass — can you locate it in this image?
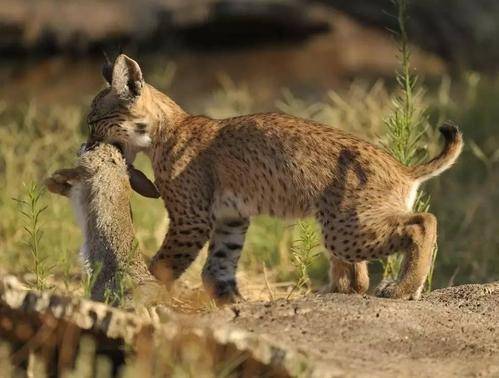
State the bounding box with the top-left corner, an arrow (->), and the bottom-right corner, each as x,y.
0,72 -> 498,375
0,71 -> 497,304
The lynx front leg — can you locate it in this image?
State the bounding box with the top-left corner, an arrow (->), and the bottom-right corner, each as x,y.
150,215 -> 212,286
202,217 -> 249,304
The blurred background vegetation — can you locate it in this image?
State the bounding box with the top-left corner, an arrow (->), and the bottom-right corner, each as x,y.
0,0 -> 497,295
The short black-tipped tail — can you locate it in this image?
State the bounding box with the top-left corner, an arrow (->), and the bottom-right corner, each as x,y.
408,123 -> 463,182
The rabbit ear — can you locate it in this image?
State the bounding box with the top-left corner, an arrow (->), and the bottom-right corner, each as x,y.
128,166 -> 160,198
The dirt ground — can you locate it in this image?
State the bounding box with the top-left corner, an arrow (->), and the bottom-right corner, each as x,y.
1,274 -> 497,376
208,282 -> 499,377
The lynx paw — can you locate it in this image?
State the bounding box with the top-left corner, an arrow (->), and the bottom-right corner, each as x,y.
208,279 -> 245,305
375,280 -> 422,300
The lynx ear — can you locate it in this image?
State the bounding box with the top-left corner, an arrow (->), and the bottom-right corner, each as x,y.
112,54 -> 144,101
128,166 -> 160,199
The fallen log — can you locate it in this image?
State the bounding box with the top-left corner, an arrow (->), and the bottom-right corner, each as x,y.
0,275 -> 327,377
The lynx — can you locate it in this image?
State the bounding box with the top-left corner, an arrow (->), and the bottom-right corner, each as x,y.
87,54 -> 462,303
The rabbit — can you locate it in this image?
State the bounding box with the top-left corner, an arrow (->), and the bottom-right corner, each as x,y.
45,142 -> 160,304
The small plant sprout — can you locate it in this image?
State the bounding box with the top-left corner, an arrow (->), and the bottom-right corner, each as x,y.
13,182 -> 52,290
60,248 -> 74,292
382,0 -> 437,291
104,240 -> 139,306
83,261 -> 103,299
288,221 -> 321,299
205,74 -> 254,118
276,89 -> 323,119
103,269 -> 128,306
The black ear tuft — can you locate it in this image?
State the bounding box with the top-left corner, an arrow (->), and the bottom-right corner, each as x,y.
102,51 -> 113,84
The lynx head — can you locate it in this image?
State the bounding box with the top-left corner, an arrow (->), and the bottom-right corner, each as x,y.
87,54 -> 158,163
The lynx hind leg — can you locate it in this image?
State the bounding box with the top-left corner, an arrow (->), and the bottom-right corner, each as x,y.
317,210 -> 369,294
375,213 -> 437,300
326,256 -> 369,294
45,167 -> 83,197
202,217 -> 249,304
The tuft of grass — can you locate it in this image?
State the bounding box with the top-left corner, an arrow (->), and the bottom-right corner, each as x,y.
0,102 -> 84,277
287,221 -> 321,298
276,88 -> 323,119
13,182 -> 52,290
82,261 -> 103,299
103,271 -> 127,306
59,247 -> 74,292
384,0 -> 428,168
0,52 -> 497,302
381,0 -> 437,289
105,241 -> 139,306
204,74 -> 254,119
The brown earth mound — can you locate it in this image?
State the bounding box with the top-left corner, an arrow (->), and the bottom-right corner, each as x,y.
221,282 -> 499,377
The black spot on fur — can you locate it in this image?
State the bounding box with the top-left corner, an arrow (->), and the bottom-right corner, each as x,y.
214,250 -> 227,259
225,220 -> 244,228
225,243 -> 243,250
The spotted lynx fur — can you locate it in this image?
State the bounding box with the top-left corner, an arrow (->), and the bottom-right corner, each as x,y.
87,54 -> 463,303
